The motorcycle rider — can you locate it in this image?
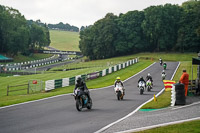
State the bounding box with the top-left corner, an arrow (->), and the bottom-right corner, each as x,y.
146,73 -> 153,86
74,77 -> 91,101
138,76 -> 146,87
163,62 -> 167,69
162,70 -> 165,75
161,70 -> 166,80
159,58 -> 163,66
114,77 -> 125,95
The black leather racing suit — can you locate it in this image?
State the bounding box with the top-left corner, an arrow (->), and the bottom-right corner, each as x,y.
74,81 -> 91,100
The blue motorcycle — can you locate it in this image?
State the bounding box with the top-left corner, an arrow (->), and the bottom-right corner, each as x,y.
73,89 -> 92,111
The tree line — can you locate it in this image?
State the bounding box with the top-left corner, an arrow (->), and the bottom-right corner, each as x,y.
0,5 -> 50,56
79,0 -> 200,60
48,22 -> 79,32
28,20 -> 79,32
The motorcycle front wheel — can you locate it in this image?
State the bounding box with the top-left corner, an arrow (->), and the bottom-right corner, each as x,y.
147,85 -> 152,91
76,98 -> 83,111
140,87 -> 143,95
117,91 -> 122,100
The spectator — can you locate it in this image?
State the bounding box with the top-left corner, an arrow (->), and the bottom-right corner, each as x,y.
179,69 -> 189,96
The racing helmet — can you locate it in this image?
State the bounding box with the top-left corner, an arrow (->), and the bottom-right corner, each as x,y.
116,77 -> 120,80
76,77 -> 82,84
148,73 -> 151,76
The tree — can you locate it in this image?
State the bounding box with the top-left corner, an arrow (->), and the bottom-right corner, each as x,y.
79,0 -> 200,59
0,5 -> 30,56
29,23 -> 50,51
79,13 -> 119,59
114,10 -> 145,55
48,22 -> 79,32
177,0 -> 200,52
142,4 -> 182,52
79,26 -> 95,59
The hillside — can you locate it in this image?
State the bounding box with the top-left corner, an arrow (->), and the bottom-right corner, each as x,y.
49,30 -> 80,51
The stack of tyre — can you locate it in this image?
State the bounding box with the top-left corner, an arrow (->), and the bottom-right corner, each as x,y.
175,83 -> 186,105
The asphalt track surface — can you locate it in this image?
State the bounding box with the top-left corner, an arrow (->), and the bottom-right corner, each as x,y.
26,59 -> 75,71
25,46 -> 78,71
103,100 -> 200,133
0,62 -> 179,133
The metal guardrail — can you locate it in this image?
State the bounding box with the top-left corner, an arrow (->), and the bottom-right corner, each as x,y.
45,58 -> 139,91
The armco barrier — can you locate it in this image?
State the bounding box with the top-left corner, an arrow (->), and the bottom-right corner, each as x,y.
102,69 -> 106,76
109,67 -> 112,74
45,80 -> 55,91
99,71 -> 103,77
69,77 -> 75,85
55,79 -> 62,88
45,58 -> 138,91
3,55 -> 59,71
112,66 -> 114,72
62,78 -> 69,87
114,65 -> 117,72
81,74 -> 87,81
87,72 -> 99,80
106,69 -> 109,75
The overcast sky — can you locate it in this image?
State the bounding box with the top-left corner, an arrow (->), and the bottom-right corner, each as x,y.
0,0 -> 187,28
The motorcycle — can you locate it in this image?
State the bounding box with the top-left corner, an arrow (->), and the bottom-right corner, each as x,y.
138,81 -> 146,95
114,84 -> 124,100
161,73 -> 166,80
73,88 -> 92,111
146,79 -> 152,92
160,60 -> 163,66
163,63 -> 167,70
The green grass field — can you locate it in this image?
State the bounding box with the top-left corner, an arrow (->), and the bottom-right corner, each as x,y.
49,30 -> 80,51
136,120 -> 200,133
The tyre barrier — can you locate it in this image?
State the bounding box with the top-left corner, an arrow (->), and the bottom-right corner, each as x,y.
171,85 -> 176,106
171,83 -> 186,106
175,83 -> 186,105
45,58 -> 139,91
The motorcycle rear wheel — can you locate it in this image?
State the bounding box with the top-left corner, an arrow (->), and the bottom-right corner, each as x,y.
87,99 -> 92,109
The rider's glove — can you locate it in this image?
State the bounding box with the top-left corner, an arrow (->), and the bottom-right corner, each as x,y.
84,89 -> 89,93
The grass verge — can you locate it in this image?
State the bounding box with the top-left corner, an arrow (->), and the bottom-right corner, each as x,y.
135,120 -> 200,133
141,91 -> 171,109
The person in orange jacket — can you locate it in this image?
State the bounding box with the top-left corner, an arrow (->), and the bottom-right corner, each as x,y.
179,69 -> 189,96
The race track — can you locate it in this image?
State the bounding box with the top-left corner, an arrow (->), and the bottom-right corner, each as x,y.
0,62 -> 179,133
